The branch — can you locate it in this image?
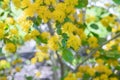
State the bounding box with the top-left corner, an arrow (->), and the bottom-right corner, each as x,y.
74,32 -> 120,72
56,52 -> 75,71
55,52 -> 64,78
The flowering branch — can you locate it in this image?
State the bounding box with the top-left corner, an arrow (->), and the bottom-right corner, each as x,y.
74,32 -> 120,72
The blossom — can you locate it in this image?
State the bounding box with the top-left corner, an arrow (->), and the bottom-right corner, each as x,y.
62,22 -> 76,35
5,43 -> 16,53
52,10 -> 65,23
37,6 -> 51,23
67,35 -> 81,50
88,36 -> 98,48
48,35 -> 59,51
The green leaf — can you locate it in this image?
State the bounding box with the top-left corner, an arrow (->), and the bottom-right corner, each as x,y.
25,76 -> 33,80
98,38 -> 106,45
113,0 -> 120,5
57,27 -> 62,35
90,23 -> 99,30
56,21 -> 62,35
64,17 -> 71,23
62,33 -> 68,40
91,31 -> 99,38
62,48 -> 74,63
35,36 -> 42,44
106,26 -> 112,32
115,66 -> 120,70
61,39 -> 67,48
83,73 -> 90,80
75,0 -> 88,8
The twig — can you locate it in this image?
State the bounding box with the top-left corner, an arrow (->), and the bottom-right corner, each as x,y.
55,52 -> 64,78
74,32 -> 120,72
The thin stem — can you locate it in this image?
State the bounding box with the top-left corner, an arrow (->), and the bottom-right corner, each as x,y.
56,52 -> 64,78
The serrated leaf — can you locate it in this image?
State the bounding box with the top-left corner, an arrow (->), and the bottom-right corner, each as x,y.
62,48 -> 74,63
90,23 -> 99,30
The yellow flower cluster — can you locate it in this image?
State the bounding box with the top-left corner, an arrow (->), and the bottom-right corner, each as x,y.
12,0 -> 21,8
44,0 -> 56,5
0,21 -> 5,39
100,15 -> 116,27
0,76 -> 7,80
0,60 -> 10,70
5,43 -> 16,53
76,28 -> 86,40
41,32 -> 50,40
31,52 -> 49,64
12,58 -> 22,65
52,10 -> 65,23
65,62 -> 117,80
5,17 -> 15,25
67,35 -> 81,50
62,22 -> 76,35
88,36 -> 98,48
37,6 -> 51,23
48,35 -> 59,51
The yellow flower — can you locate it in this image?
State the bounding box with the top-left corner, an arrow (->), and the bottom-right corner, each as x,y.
23,3 -> 38,17
100,74 -> 108,80
31,57 -> 37,64
35,52 -> 49,62
37,45 -> 48,53
5,17 -> 15,25
20,20 -> 32,32
52,10 -> 65,23
35,71 -> 41,77
55,3 -> 66,12
10,29 -> 18,35
88,36 -> 98,48
76,28 -> 86,40
5,43 -> 16,53
44,0 -> 56,5
67,35 -> 81,50
62,22 -> 76,35
117,45 -> 120,52
64,0 -> 78,6
30,30 -> 40,38
24,34 -> 32,41
12,0 -> 21,8
110,77 -> 118,80
37,6 -> 51,23
78,12 -> 83,24
0,29 -> 4,39
0,21 -> 6,29
15,66 -> 21,72
41,32 -> 50,40
93,51 -> 100,58
86,15 -> 96,23
93,77 -> 100,80
21,0 -> 31,8
48,35 -> 59,51
96,59 -> 104,64
0,60 -> 10,70
0,76 -> 7,80
100,15 -> 115,27
87,68 -> 95,76
76,72 -> 83,78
